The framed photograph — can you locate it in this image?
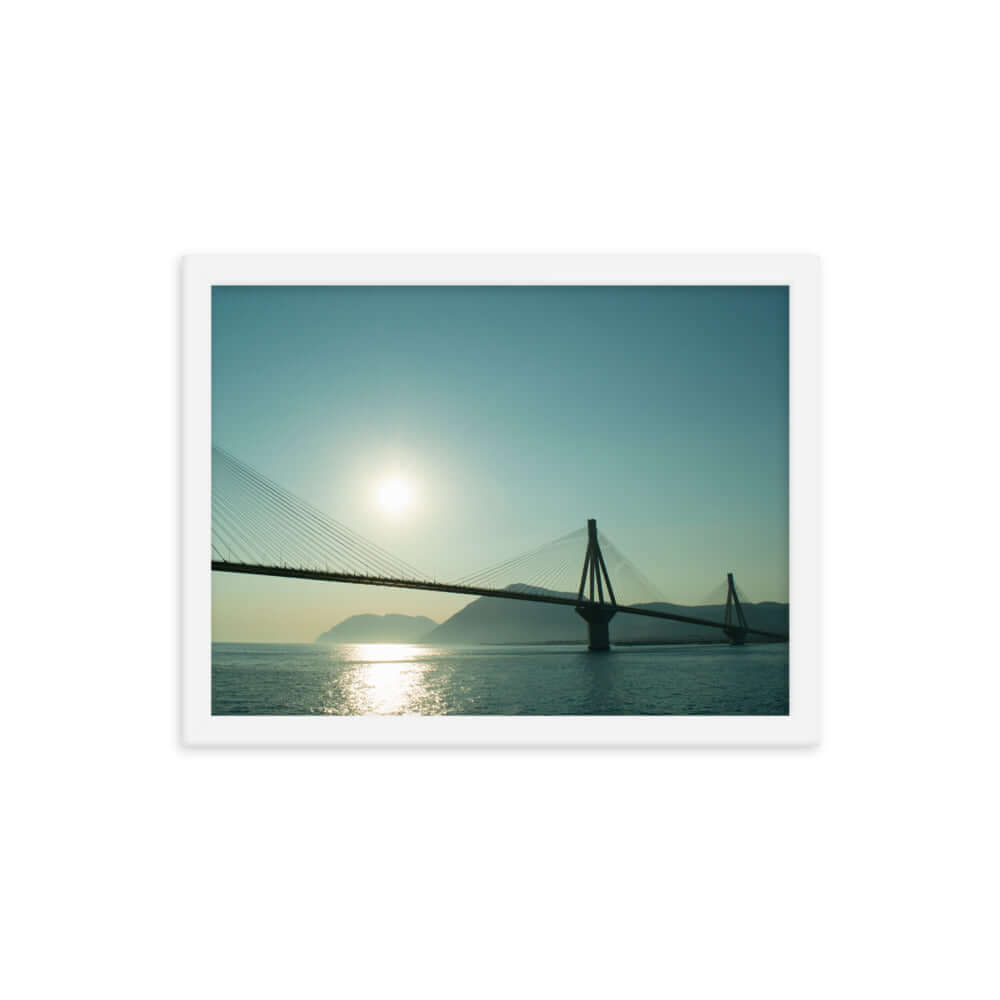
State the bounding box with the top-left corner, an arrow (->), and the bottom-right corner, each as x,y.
181,254 -> 819,746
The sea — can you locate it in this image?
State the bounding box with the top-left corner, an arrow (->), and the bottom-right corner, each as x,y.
212,642 -> 789,716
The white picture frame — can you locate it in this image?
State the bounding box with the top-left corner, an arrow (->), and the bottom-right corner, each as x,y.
182,254 -> 820,747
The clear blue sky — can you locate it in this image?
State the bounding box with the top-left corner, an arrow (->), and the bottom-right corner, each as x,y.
212,285 -> 788,641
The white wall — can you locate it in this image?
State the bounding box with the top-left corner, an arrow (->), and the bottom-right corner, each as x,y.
4,2 -> 997,997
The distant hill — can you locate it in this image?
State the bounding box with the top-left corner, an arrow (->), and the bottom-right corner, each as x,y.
424,585 -> 788,645
316,613 -> 437,643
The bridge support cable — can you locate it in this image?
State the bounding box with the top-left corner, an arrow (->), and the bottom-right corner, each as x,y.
506,551 -> 580,595
444,524 -> 665,609
212,485 -> 292,565
216,448 -> 403,576
218,456 -> 376,573
213,483 -> 311,568
212,494 -> 270,565
455,527 -> 587,595
226,465 -> 372,572
506,554 -> 578,597
591,533 -> 665,606
699,577 -> 750,608
453,520 -> 667,610
214,459 -> 342,567
530,553 -> 576,595
212,446 -> 430,581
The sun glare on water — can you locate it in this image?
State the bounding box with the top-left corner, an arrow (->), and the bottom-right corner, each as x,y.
377,477 -> 412,515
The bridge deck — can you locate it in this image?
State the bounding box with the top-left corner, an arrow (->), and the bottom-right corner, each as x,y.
211,561 -> 788,642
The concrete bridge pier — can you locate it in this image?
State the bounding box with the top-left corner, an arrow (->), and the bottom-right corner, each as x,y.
575,605 -> 617,651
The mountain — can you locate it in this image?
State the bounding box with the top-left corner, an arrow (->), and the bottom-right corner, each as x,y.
316,613 -> 437,643
424,585 -> 788,645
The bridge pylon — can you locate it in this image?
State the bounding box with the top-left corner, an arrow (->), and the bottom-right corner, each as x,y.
575,519 -> 617,651
723,572 -> 748,645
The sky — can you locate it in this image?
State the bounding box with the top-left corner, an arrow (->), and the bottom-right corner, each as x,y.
212,285 -> 788,642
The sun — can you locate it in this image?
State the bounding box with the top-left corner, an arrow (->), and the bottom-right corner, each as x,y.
377,477 -> 412,515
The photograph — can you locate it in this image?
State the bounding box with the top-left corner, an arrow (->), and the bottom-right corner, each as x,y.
209,279 -> 791,718
9,4 -> 998,995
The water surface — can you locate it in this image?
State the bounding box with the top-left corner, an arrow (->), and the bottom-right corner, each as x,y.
212,642 -> 789,715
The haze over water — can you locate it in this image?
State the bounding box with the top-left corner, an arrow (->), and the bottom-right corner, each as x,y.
212,643 -> 789,716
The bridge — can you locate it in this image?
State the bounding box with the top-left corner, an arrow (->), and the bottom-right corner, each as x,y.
211,447 -> 788,649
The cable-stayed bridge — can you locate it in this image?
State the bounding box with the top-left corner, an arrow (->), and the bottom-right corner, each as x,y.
211,447 -> 788,648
